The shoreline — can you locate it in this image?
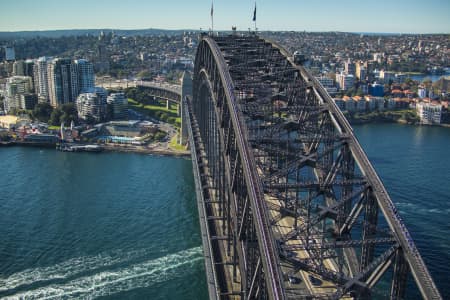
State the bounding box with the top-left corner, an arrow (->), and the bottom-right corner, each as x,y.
349,119 -> 450,128
100,143 -> 191,157
0,141 -> 192,158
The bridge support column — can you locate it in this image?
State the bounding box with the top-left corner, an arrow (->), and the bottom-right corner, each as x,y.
166,99 -> 170,110
390,249 -> 408,300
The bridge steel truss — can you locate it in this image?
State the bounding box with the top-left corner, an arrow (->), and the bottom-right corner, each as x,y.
135,84 -> 181,103
185,34 -> 441,300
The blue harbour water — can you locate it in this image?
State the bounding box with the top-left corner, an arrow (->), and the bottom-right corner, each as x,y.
0,123 -> 449,299
0,150 -> 207,299
353,124 -> 450,299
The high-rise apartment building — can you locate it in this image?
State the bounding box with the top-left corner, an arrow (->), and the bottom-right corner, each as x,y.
4,76 -> 34,112
107,92 -> 128,120
47,58 -> 79,107
75,59 -> 95,92
34,57 -> 52,103
76,87 -> 107,122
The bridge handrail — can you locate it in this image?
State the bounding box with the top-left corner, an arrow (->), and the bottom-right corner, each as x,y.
182,96 -> 220,300
202,36 -> 286,300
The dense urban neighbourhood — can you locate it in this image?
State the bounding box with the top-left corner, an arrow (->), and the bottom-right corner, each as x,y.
0,30 -> 449,128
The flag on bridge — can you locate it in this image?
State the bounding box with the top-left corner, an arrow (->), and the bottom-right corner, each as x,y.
253,3 -> 256,21
210,1 -> 214,32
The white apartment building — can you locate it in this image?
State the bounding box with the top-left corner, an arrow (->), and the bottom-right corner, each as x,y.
4,76 -> 33,112
34,57 -> 52,103
416,102 -> 442,124
77,87 -> 107,122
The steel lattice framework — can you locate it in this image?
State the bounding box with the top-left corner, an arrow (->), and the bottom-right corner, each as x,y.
183,34 -> 442,300
134,84 -> 181,103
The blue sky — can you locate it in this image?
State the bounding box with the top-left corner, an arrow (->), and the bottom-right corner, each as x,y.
0,0 -> 449,33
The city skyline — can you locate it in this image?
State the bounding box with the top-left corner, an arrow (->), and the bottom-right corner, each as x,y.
0,0 -> 449,34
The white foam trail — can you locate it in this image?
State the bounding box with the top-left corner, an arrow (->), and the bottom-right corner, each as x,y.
0,247 -> 150,292
3,247 -> 203,300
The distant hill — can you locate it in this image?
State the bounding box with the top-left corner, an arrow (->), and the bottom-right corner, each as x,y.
0,28 -> 198,39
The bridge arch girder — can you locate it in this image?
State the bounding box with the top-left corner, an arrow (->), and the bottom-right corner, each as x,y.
186,34 -> 442,300
190,36 -> 286,300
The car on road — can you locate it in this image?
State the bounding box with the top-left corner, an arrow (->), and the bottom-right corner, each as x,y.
309,275 -> 322,286
288,275 -> 301,284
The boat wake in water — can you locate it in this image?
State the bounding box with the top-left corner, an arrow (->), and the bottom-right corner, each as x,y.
0,247 -> 203,299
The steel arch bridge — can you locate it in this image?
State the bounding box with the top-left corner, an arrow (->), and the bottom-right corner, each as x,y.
182,33 -> 442,300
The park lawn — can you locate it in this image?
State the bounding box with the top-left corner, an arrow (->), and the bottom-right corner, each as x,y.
169,134 -> 186,151
48,125 -> 61,130
128,99 -> 178,116
128,98 -> 181,128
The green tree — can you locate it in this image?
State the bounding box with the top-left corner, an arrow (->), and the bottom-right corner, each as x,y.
60,103 -> 77,125
49,108 -> 63,126
32,103 -> 53,122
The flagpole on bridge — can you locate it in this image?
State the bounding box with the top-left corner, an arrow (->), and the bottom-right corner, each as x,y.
252,1 -> 257,32
210,1 -> 214,35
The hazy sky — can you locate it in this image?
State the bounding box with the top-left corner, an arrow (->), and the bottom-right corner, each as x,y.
0,0 -> 449,33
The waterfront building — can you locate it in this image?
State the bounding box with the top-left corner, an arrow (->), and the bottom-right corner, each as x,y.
75,59 -> 95,92
365,96 -> 377,111
387,98 -> 396,110
76,87 -> 107,122
4,76 -> 34,112
34,57 -> 52,103
353,96 -> 367,111
24,134 -> 59,144
416,102 -> 442,124
47,58 -> 79,107
374,97 -> 386,111
107,92 -> 128,120
343,96 -> 356,112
